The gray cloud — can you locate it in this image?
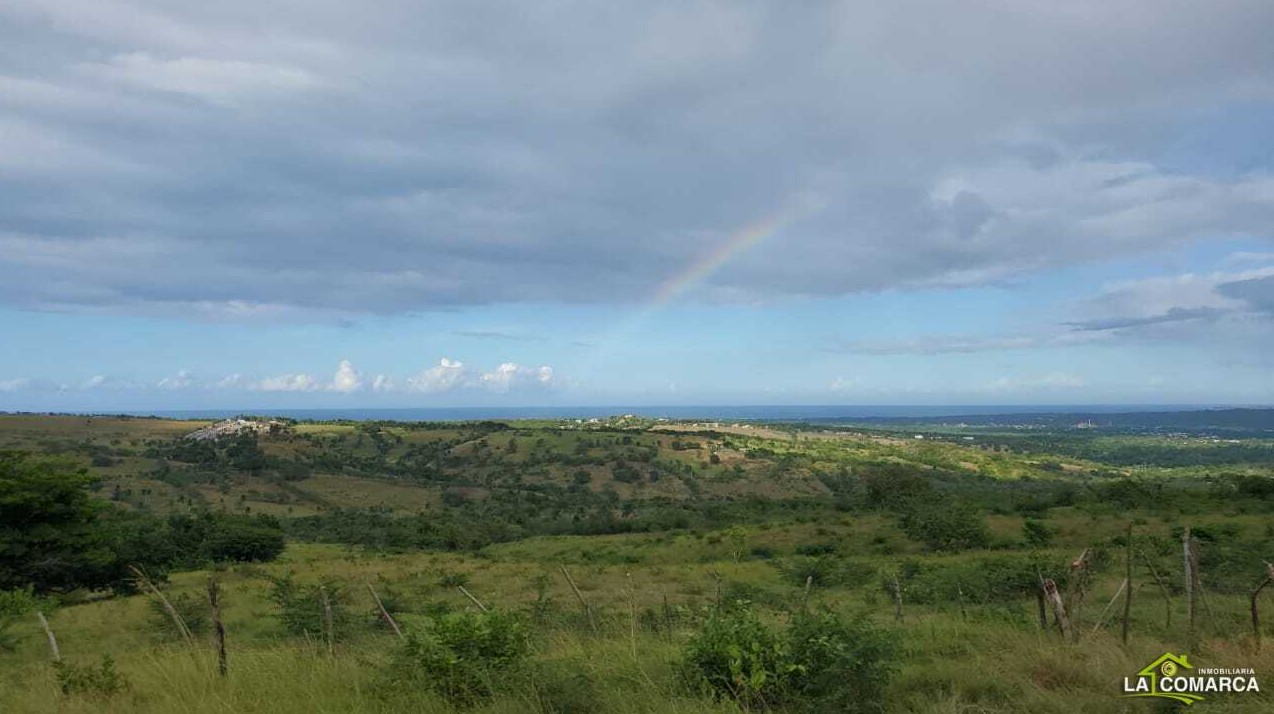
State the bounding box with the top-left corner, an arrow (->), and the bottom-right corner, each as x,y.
1217,275 -> 1274,315
1,1 -> 1273,318
1066,307 -> 1227,333
836,263 -> 1274,356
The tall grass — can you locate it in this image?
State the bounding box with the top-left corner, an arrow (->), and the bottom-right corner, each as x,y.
2,536 -> 1272,713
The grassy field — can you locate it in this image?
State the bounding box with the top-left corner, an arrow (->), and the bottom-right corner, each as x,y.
3,537 -> 1272,713
1,413 -> 1272,712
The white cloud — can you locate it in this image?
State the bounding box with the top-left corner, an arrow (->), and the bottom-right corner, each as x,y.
81,52 -> 320,105
0,378 -> 29,392
407,358 -> 468,393
370,374 -> 395,392
331,359 -> 362,393
216,373 -> 250,389
985,372 -> 1087,392
256,373 -> 321,392
156,369 -> 194,389
479,363 -> 555,393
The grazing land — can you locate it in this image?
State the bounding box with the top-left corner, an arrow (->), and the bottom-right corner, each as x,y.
1,410 -> 1272,713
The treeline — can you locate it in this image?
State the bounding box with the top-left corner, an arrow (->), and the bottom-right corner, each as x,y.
284,488 -> 839,552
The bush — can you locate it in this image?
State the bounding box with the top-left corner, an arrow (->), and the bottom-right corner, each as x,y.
268,575 -> 351,640
784,610 -> 897,712
54,654 -> 127,698
393,610 -> 529,705
683,605 -> 790,709
199,520 -> 285,563
890,555 -> 1048,605
437,570 -> 470,588
0,588 -> 39,652
898,502 -> 989,552
683,604 -> 897,712
776,556 -> 876,588
1022,518 -> 1053,548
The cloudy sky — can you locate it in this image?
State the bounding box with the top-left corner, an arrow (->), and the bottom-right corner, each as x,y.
2,1 -> 1273,411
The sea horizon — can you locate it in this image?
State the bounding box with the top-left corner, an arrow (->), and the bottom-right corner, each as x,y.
6,403 -> 1263,423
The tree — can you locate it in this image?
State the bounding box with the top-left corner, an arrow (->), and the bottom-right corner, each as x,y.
200,518 -> 285,563
0,451 -> 117,593
899,501 -> 990,552
1,451 -> 284,594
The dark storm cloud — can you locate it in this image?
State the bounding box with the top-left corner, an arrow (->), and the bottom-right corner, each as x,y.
2,1 -> 1274,318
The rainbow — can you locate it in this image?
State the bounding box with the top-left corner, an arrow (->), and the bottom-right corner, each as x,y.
577,208 -> 797,376
647,212 -> 788,308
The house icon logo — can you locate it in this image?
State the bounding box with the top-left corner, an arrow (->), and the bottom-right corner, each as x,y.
1123,652 -> 1261,705
1123,653 -> 1204,705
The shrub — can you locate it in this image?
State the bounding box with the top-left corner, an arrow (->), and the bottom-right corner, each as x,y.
54,654 -> 127,698
784,610 -> 897,712
890,555 -> 1048,605
438,570 -> 470,588
898,502 -> 989,552
0,588 -> 38,652
683,605 -> 790,709
1022,518 -> 1053,548
393,609 -> 529,705
776,556 -> 876,588
268,575 -> 350,640
683,604 -> 897,712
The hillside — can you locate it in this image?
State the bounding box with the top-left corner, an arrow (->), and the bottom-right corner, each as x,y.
1,413 -> 1272,713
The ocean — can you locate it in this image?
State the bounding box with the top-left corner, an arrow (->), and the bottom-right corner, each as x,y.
136,404 -> 1221,423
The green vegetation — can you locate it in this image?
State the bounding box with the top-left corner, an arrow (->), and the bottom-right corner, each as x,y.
0,412 -> 1272,712
1,450 -> 282,594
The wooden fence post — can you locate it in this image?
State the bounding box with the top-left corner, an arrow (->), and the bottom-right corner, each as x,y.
1090,578 -> 1128,638
1183,527 -> 1197,650
1043,578 -> 1072,641
1122,523 -> 1134,644
209,576 -> 227,677
367,584 -> 404,639
458,585 -> 489,613
1250,562 -> 1274,652
1063,548 -> 1092,633
319,586 -> 335,657
560,565 -> 596,632
890,576 -> 904,623
1035,571 -> 1049,630
1139,550 -> 1173,629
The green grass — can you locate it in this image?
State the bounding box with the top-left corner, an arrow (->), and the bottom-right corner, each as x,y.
4,535 -> 1273,713
3,414 -> 1272,712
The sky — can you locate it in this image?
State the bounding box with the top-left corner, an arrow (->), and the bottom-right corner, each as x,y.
1,0 -> 1273,411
